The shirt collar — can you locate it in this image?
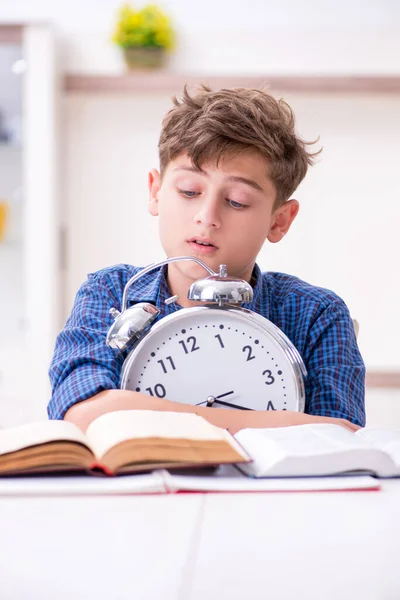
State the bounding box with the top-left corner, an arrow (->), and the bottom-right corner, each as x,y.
126,264 -> 168,304
126,264 -> 178,318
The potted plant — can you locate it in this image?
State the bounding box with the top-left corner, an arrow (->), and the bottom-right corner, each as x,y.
112,3 -> 175,70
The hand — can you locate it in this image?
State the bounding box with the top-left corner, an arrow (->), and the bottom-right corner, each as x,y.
246,411 -> 360,434
307,415 -> 361,433
212,399 -> 253,410
225,410 -> 361,435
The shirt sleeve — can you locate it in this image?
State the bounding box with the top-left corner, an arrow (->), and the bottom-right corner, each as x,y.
302,299 -> 366,427
47,276 -> 125,420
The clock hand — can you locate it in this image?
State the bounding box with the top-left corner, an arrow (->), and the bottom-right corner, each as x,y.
212,399 -> 254,411
195,392 -> 247,409
215,391 -> 234,399
195,392 -> 234,406
195,396 -> 218,407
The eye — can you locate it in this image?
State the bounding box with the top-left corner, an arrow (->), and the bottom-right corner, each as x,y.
178,189 -> 198,198
227,199 -> 247,209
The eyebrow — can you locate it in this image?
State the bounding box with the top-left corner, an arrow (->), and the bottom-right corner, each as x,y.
173,166 -> 265,193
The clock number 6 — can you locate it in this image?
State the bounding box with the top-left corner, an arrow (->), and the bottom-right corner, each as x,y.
262,369 -> 275,385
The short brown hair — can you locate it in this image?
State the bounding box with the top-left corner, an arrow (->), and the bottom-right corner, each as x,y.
158,85 -> 320,207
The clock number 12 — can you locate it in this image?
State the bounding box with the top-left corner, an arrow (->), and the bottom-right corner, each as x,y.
179,336 -> 200,354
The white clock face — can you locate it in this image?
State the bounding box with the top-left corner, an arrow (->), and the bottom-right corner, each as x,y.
121,307 -> 305,412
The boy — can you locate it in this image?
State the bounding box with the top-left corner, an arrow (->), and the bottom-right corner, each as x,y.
48,85 -> 365,433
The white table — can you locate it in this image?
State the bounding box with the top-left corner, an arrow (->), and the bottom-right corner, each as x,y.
1,482 -> 399,600
190,481 -> 400,600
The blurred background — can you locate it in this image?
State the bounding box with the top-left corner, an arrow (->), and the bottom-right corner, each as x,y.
0,0 -> 399,427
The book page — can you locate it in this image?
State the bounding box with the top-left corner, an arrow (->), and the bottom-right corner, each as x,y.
237,423 -> 369,457
0,420 -> 90,456
86,410 -> 247,461
356,428 -> 400,468
234,423 -> 392,477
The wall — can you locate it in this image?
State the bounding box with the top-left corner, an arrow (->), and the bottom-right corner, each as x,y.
2,1 -> 399,370
64,89 -> 400,371
0,1 -> 399,427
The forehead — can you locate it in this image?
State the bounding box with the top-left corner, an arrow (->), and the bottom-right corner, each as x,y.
165,151 -> 273,186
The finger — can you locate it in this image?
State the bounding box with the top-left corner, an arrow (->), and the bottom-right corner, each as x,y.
341,420 -> 360,432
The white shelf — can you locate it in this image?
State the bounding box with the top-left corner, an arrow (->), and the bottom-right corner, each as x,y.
64,73 -> 400,94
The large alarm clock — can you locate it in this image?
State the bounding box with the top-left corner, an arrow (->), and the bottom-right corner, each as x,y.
106,256 -> 306,412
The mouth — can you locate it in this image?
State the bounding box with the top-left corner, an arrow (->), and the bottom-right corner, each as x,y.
187,237 -> 219,254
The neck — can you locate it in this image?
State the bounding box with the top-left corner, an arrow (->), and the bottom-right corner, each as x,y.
165,263 -> 201,308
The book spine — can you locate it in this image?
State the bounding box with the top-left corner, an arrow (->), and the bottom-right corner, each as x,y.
89,461 -> 114,477
157,469 -> 175,494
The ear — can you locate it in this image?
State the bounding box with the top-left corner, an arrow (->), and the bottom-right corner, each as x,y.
267,199 -> 300,243
148,169 -> 161,216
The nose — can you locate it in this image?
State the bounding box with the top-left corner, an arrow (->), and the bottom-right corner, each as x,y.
193,196 -> 221,229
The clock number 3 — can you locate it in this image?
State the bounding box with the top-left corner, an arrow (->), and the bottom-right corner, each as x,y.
262,369 -> 275,385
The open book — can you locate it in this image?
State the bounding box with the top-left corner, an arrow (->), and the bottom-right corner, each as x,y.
235,423 -> 400,478
0,410 -> 248,476
1,413 -> 399,481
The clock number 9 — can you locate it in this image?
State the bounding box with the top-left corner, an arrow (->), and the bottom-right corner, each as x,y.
262,369 -> 275,385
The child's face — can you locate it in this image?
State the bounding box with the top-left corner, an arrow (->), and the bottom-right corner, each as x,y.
148,151 -> 299,295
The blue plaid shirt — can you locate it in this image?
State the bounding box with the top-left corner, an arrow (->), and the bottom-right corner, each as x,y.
48,263 -> 365,425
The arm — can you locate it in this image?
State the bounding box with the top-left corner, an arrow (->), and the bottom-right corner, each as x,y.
48,270 -> 129,421
301,299 -> 366,427
65,389 -> 360,433
54,272 -> 363,433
